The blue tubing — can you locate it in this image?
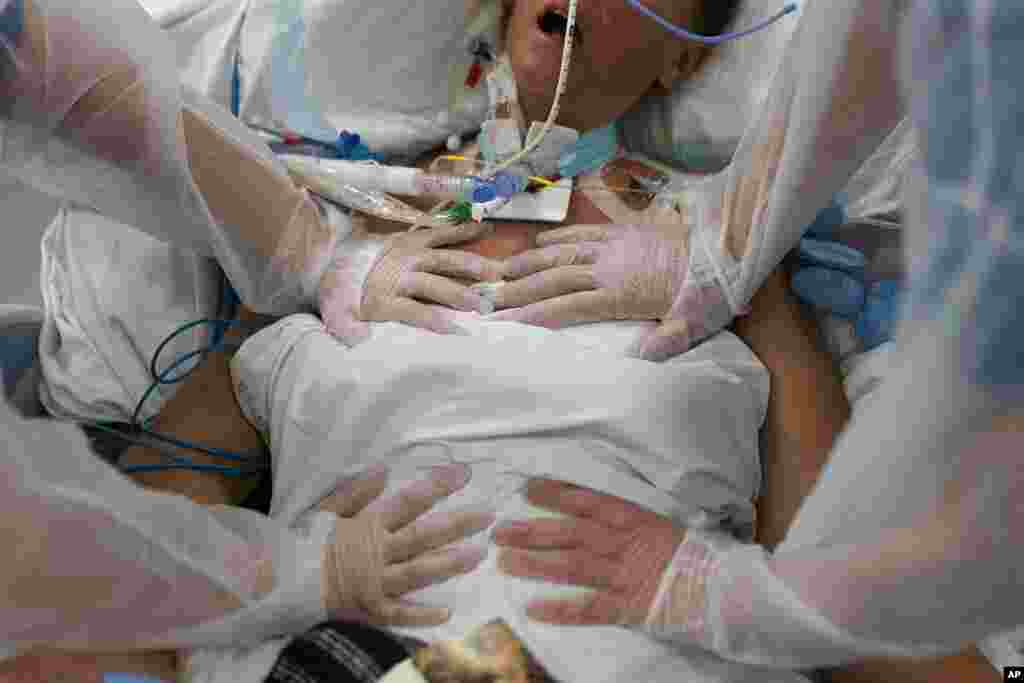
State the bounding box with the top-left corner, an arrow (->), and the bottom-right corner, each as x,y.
104,674 -> 174,683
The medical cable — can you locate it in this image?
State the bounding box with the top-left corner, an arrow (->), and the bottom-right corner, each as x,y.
625,0 -> 798,45
93,304 -> 269,476
89,422 -> 266,476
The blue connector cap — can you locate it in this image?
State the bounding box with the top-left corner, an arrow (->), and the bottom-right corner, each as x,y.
334,131 -> 381,162
471,179 -> 499,203
491,171 -> 527,199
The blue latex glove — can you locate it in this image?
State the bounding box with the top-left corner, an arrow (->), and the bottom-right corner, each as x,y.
856,279 -> 901,350
803,196 -> 847,238
791,236 -> 867,318
797,237 -> 866,274
791,266 -> 866,319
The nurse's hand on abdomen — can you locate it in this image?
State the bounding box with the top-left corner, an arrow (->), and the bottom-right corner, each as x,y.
318,463 -> 496,627
492,479 -> 686,626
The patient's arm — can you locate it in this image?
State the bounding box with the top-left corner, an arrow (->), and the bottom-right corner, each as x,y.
730,268 -> 850,549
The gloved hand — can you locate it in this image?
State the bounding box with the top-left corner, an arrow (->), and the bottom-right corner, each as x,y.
318,462 -> 497,627
489,224 -> 735,361
318,222 -> 505,346
492,479 -> 686,625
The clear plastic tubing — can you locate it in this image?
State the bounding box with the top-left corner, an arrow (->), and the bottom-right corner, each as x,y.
280,155 -> 496,202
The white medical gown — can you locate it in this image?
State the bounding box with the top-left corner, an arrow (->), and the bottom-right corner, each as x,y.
0,0 -> 341,655
643,0 -> 1024,669
0,393 -> 334,657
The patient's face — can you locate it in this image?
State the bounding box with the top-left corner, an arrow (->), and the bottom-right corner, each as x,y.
505,0 -> 701,132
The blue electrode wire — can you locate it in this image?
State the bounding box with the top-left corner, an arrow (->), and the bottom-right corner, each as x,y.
95,275 -> 267,477
625,0 -> 798,45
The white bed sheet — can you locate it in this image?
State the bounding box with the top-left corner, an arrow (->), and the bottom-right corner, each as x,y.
185,312 -> 810,683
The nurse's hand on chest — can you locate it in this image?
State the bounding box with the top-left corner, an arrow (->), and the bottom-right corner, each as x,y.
489,184 -> 730,361
317,219 -> 504,347
320,174 -> 610,345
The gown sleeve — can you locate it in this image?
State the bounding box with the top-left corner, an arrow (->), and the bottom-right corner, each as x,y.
646,0 -> 1024,668
0,398 -> 333,657
0,0 -> 348,314
678,0 -> 908,319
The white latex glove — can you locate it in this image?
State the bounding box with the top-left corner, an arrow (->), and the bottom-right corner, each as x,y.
318,462 -> 496,627
318,222 -> 504,346
491,224 -> 736,361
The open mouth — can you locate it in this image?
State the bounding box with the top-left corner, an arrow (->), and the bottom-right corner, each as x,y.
537,7 -> 582,44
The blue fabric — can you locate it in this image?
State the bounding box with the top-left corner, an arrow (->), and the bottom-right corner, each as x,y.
0,0 -> 23,42
904,0 -> 1024,399
0,325 -> 36,395
266,2 -> 341,145
791,267 -> 866,319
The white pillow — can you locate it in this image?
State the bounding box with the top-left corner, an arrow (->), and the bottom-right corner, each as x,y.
239,0 -> 491,160
620,0 -> 801,172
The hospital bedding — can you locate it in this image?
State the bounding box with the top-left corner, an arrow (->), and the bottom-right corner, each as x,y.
182,309 -> 812,683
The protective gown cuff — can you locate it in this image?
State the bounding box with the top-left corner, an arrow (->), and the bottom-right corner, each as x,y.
316,234 -> 388,324
161,509 -> 333,650
271,509 -> 334,630
644,529 -> 726,646
300,195 -> 354,309
685,184 -> 751,318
